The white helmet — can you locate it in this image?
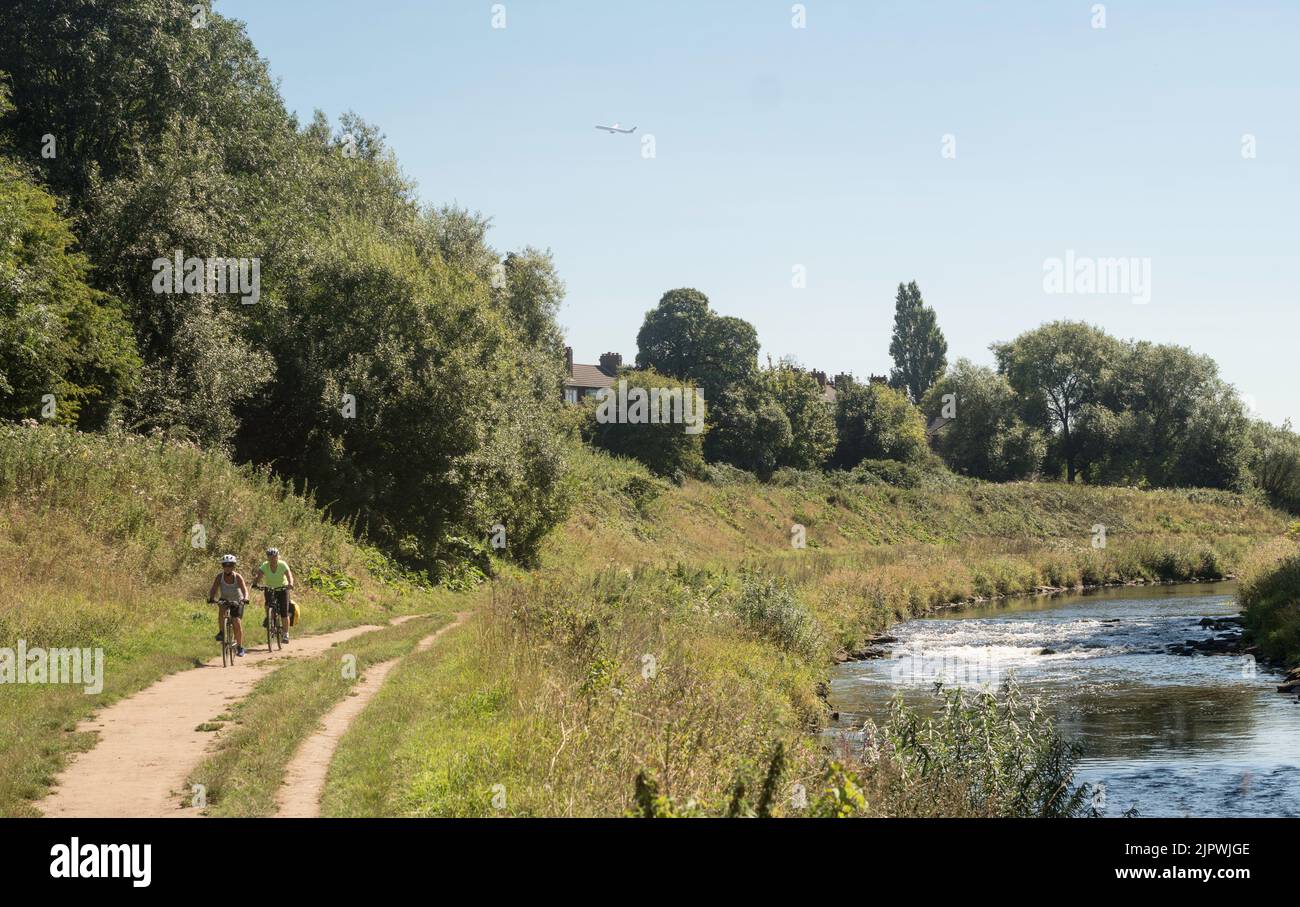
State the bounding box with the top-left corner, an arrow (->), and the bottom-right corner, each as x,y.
265,547 -> 279,557
221,554 -> 238,565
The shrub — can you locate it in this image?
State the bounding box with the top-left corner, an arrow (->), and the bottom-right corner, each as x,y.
852,682 -> 1096,818
733,572 -> 823,660
1238,539 -> 1300,668
585,368 -> 707,481
832,380 -> 927,469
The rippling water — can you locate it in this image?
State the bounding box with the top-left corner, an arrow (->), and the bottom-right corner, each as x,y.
828,583 -> 1300,817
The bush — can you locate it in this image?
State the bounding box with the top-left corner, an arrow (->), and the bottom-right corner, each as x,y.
849,459 -> 924,489
585,368 -> 707,481
832,380 -> 927,469
1238,539 -> 1300,668
846,682 -> 1096,818
733,572 -> 823,660
704,462 -> 755,486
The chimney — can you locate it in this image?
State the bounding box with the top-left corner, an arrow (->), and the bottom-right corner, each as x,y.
811,369 -> 827,388
565,346 -> 573,377
598,352 -> 622,374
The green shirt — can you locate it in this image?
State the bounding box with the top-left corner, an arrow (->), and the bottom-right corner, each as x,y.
260,560 -> 291,589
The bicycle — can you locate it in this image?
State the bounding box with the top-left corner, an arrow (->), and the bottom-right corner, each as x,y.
252,584 -> 287,653
211,598 -> 245,667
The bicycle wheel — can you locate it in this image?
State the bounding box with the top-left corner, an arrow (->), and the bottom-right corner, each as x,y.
266,609 -> 274,653
222,620 -> 230,668
273,609 -> 282,651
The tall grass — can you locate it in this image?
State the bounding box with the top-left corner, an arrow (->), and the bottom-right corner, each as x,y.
320,444 -> 1288,817
549,444 -> 1284,578
1237,537 -> 1300,668
0,423 -> 447,816
632,683 -> 1096,818
323,568 -> 825,817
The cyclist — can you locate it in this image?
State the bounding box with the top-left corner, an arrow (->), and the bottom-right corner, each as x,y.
256,547 -> 295,644
208,554 -> 249,658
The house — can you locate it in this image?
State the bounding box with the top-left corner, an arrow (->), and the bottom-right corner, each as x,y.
926,414 -> 954,437
810,370 -> 837,404
563,347 -> 621,403
562,352 -> 847,406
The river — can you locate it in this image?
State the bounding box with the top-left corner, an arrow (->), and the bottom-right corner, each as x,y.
828,583 -> 1300,817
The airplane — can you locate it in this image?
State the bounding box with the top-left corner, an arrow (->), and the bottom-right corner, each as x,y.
595,122 -> 637,134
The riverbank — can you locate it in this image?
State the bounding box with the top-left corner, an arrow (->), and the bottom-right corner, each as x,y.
1237,537 -> 1300,673
317,446 -> 1290,816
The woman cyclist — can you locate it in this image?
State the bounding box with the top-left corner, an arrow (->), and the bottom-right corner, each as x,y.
256,548 -> 295,644
208,554 -> 249,657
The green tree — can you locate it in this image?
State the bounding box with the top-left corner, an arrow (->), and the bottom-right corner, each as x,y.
705,385 -> 792,479
833,378 -> 927,469
635,288 -> 760,402
252,217 -> 569,571
921,360 -> 1044,480
1078,341 -> 1249,490
500,247 -> 565,355
888,281 -> 947,403
1247,420 -> 1300,513
634,288 -> 765,469
0,1 -> 288,204
992,321 -> 1121,482
634,288 -> 714,381
0,155 -> 139,426
765,361 -> 836,470
585,368 -> 707,481
0,3 -> 294,446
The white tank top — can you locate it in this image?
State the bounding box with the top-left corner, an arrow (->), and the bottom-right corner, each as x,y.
218,573 -> 241,600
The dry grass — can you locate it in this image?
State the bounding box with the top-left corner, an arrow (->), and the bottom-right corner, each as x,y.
1237,534 -> 1300,668
0,423 -> 447,816
321,445 -> 1288,816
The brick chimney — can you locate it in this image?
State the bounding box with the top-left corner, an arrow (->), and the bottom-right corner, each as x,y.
564,346 -> 573,377
598,352 -> 622,375
811,369 -> 828,388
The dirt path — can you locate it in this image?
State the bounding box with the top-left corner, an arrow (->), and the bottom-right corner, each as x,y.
274,612 -> 469,818
36,616 -> 424,818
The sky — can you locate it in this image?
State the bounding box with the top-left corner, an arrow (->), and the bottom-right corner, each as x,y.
216,0 -> 1298,426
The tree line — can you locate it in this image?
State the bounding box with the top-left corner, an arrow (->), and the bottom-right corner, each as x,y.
589,284 -> 1300,515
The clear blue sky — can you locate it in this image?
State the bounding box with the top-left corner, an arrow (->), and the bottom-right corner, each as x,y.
217,0 -> 1298,426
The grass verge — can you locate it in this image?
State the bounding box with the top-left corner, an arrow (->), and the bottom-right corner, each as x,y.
186,612 -> 453,817
1238,535 -> 1300,669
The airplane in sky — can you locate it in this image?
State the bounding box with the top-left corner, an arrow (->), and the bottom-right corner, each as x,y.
595,122 -> 637,134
